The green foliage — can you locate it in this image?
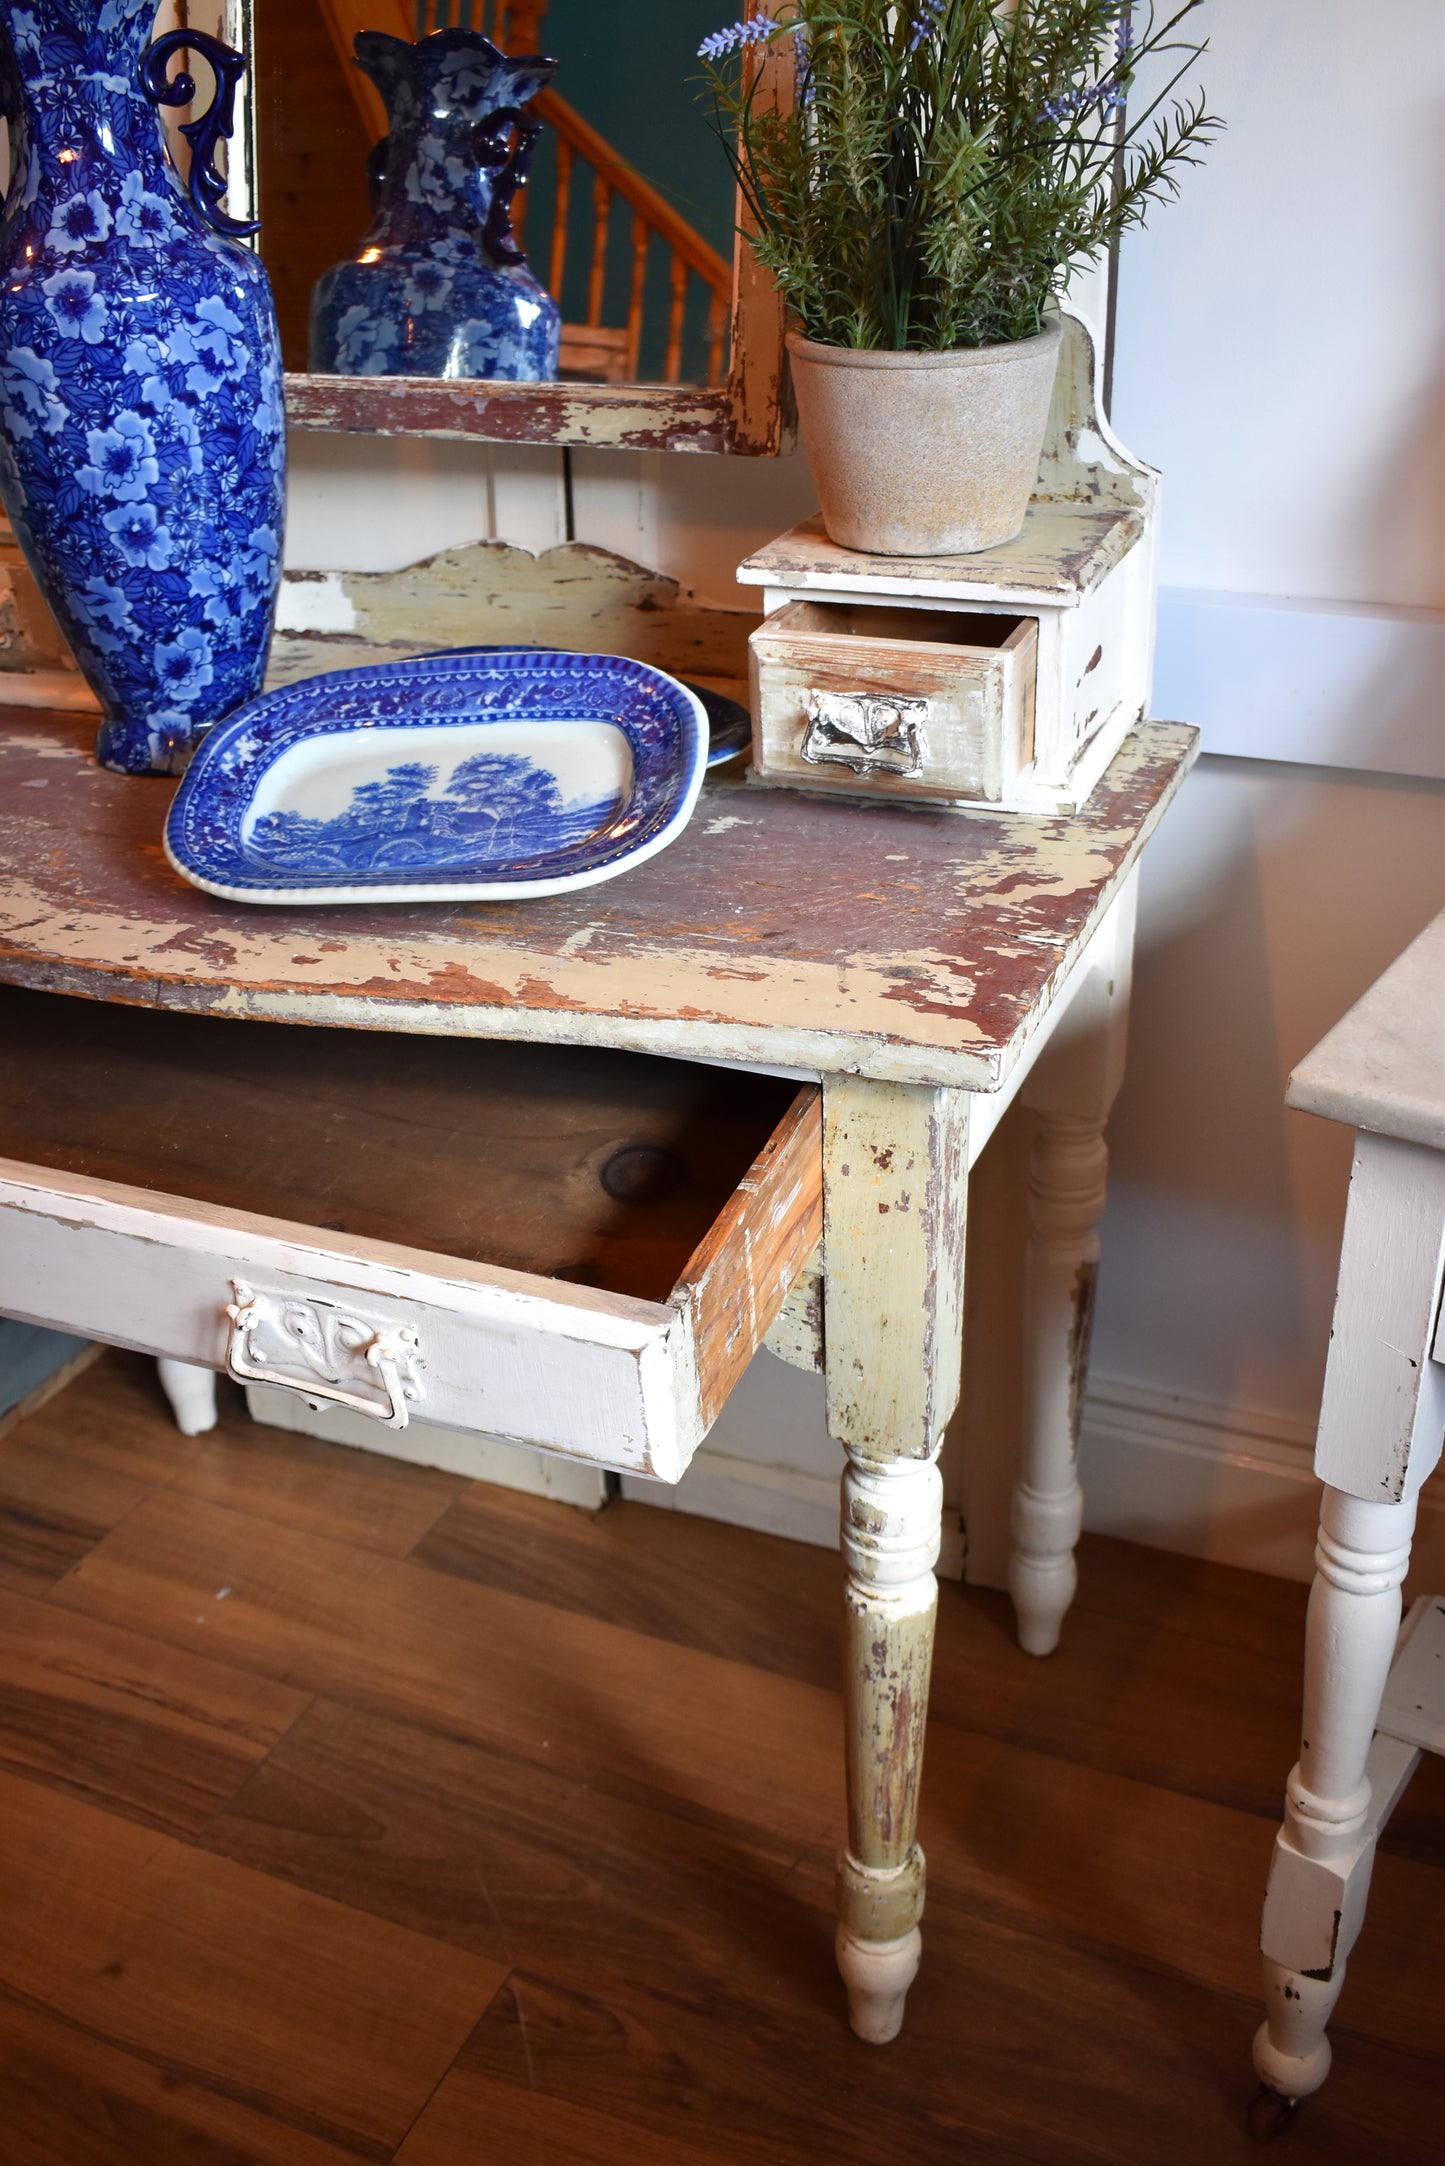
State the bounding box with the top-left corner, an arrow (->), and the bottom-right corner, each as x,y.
697,2 -> 1221,350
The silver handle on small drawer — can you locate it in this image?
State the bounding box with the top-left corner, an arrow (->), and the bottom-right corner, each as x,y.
224,1280 -> 424,1429
801,689 -> 930,779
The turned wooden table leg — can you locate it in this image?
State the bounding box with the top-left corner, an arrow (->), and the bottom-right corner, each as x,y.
1011,873 -> 1136,1655
1254,1122 -> 1445,2099
157,1357 -> 218,1436
824,1076 -> 969,2043
1254,1486 -> 1417,2099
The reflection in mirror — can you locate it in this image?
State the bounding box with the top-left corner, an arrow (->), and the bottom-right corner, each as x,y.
254,1 -> 736,389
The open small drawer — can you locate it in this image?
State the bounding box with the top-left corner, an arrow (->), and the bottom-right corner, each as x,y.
0,987 -> 821,1482
749,597 -> 1038,805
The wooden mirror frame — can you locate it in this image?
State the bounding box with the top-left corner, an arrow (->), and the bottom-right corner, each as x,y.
227,0 -> 789,455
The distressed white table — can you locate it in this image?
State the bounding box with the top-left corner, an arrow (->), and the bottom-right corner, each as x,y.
0,704 -> 1195,2043
1254,910 -> 1445,2100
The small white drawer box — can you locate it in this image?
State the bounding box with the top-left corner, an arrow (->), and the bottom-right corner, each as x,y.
748,598 -> 1038,806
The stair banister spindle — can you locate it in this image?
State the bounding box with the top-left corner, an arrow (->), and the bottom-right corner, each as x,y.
664,255 -> 688,383
587,176 -> 612,327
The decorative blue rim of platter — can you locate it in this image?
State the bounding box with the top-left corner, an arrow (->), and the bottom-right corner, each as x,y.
163,648 -> 709,905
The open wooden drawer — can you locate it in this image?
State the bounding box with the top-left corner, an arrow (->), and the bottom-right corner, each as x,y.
0,987 -> 821,1481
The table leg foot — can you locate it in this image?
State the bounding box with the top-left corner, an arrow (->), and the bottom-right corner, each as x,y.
1252,1960 -> 1339,2100
836,1923 -> 921,2044
1008,1478 -> 1082,1656
157,1357 -> 218,1436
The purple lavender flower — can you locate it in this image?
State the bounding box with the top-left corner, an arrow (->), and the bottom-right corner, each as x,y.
698,17 -> 777,63
909,0 -> 947,52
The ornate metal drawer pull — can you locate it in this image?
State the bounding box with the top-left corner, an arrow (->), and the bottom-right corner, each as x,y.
224,1281 -> 424,1429
801,689 -> 930,779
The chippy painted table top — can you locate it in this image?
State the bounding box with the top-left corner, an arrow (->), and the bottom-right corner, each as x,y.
0,707 -> 1195,1091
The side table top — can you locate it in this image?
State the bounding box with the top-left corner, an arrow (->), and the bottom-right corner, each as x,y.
1288,911 -> 1445,1151
0,707 -> 1195,1091
736,507 -> 1144,610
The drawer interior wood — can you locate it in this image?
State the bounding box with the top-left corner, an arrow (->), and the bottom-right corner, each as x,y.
0,986 -> 805,1305
769,598 -> 1028,652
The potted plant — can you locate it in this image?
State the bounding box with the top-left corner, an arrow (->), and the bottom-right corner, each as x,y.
698,2 -> 1219,555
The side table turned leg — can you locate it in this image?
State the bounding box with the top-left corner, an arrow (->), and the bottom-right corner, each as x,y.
1011,875 -> 1135,1655
1008,1109 -> 1106,1655
157,1357 -> 218,1436
823,1076 -> 969,2044
1253,1486 -> 1417,2100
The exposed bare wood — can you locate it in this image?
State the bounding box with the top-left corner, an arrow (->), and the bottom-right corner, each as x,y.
672,1085 -> 823,1432
283,369 -> 756,451
0,985 -> 798,1307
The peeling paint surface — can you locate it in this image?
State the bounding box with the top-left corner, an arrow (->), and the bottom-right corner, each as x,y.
0,709 -> 1195,1090
284,372 -> 772,456
738,504 -> 1144,606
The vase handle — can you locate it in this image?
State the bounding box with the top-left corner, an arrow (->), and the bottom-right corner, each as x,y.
478,106 -> 542,267
141,30 -> 260,240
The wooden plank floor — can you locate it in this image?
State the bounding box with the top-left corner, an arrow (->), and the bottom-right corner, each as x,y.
0,1352 -> 1442,2165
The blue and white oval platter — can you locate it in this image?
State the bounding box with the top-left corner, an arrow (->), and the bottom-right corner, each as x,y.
164,649 -> 709,905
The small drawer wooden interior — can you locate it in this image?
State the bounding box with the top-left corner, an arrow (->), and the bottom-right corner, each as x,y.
0,986 -> 823,1469
765,599 -> 1030,655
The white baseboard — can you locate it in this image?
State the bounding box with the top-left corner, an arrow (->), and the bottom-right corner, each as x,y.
244,1370 -> 1445,1597
620,1447 -> 967,1580
1153,589 -> 1444,781
1078,1376 -> 1445,1589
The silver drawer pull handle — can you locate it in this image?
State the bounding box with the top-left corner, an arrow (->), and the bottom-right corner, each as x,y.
224,1280 -> 424,1430
801,689 -> 930,779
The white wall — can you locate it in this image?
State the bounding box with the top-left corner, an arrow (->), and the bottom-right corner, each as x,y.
274,2 -> 1445,1588
1072,0 -> 1445,1582
1118,0 -> 1445,780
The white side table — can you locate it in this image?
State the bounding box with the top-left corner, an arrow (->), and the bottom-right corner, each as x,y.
1254,910 -> 1445,2100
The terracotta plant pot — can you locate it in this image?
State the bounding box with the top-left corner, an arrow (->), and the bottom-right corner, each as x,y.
786,317 -> 1062,556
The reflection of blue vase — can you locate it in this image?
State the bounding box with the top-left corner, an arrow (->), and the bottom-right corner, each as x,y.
0,1 -> 286,775
310,30 -> 560,382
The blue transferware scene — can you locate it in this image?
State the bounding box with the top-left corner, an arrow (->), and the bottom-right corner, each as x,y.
165,647 -> 708,905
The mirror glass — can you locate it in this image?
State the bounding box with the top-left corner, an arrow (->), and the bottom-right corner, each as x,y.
253,0 -> 737,388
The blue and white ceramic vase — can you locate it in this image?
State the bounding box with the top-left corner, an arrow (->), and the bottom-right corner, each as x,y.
310,30 -> 560,382
0,2 -> 285,775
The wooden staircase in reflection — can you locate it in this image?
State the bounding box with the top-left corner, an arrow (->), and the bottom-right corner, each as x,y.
315,0 -> 732,384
